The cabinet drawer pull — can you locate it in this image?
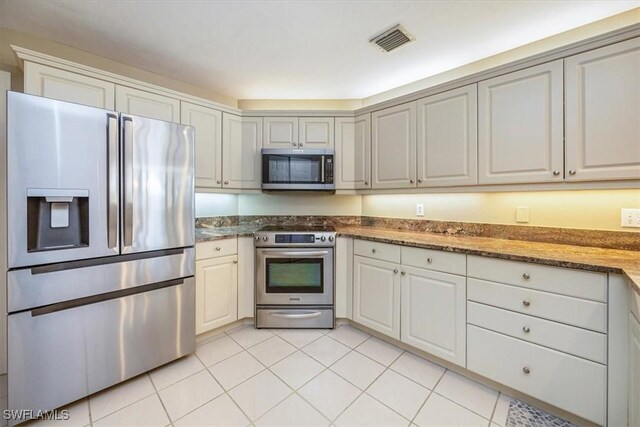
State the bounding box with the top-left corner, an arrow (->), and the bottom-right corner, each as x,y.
233,260 -> 238,264
522,326 -> 531,333
522,273 -> 530,280
371,249 -> 377,253
400,271 -> 406,275
215,247 -> 221,251
522,300 -> 531,307
522,367 -> 531,375
427,258 -> 433,263
393,269 -> 399,274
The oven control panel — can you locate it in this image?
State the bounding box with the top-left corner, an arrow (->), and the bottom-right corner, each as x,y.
254,231 -> 336,247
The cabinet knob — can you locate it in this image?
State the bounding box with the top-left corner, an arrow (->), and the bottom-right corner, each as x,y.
522,326 -> 531,333
522,367 -> 531,375
299,143 -> 304,147
216,180 -> 221,184
427,258 -> 433,263
522,300 -> 531,307
371,249 -> 377,253
233,259 -> 238,264
569,170 -> 576,175
364,181 -> 369,186
393,269 -> 399,274
401,271 -> 406,275
417,178 -> 423,183
292,142 -> 297,146
409,179 -> 414,184
224,180 -> 229,185
215,247 -> 221,251
522,273 -> 530,280
552,170 -> 560,176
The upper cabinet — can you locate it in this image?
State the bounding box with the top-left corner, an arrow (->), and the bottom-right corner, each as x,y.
565,38 -> 640,181
223,114 -> 262,189
335,115 -> 371,189
263,117 -> 298,148
181,102 -> 222,189
416,84 -> 478,187
263,117 -> 334,149
478,60 -> 564,185
23,62 -> 115,110
371,102 -> 417,189
115,85 -> 180,122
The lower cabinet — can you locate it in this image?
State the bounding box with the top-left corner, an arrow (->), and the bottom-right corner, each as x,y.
353,256 -> 400,339
630,312 -> 640,427
400,266 -> 466,367
195,240 -> 239,334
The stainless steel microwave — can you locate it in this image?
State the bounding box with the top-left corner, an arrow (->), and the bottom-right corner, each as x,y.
261,148 -> 335,191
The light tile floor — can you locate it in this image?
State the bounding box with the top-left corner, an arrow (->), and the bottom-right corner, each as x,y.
24,325 -> 548,427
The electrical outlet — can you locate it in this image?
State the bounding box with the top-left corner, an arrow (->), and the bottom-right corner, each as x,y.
621,208 -> 640,228
416,204 -> 424,217
516,206 -> 530,223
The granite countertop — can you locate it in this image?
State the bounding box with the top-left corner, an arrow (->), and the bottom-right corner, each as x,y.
195,224 -> 640,293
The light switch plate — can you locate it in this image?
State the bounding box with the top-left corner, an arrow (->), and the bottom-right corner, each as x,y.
621,208 -> 640,228
516,206 -> 530,223
416,204 -> 424,217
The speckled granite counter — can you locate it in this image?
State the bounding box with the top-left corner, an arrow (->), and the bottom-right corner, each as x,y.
195,221 -> 640,293
337,226 -> 640,293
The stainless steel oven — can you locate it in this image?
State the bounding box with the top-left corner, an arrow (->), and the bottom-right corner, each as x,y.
261,148 -> 335,191
255,226 -> 335,328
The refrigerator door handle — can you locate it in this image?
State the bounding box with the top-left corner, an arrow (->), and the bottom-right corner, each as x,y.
107,113 -> 119,249
122,116 -> 134,248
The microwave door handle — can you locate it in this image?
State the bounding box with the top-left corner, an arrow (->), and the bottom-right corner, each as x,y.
321,155 -> 325,183
107,113 -> 119,249
266,251 -> 329,257
122,116 -> 134,248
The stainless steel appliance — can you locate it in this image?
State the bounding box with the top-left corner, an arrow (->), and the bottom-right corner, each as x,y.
255,226 -> 335,328
5,92 -> 195,424
261,148 -> 335,191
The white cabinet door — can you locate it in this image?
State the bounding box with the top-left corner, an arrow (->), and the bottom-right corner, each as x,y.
401,266 -> 466,366
417,84 -> 477,187
222,114 -> 262,189
23,62 -> 115,109
299,117 -> 334,148
630,312 -> 640,427
181,102 -> 222,189
263,117 -> 299,148
335,237 -> 354,319
115,85 -> 180,122
353,255 -> 400,339
195,255 -> 238,334
565,38 -> 640,181
237,237 -> 255,319
372,102 -> 417,189
335,115 -> 371,189
478,60 -> 563,184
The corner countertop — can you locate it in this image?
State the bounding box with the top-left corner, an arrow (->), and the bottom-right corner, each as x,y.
195,224 -> 640,293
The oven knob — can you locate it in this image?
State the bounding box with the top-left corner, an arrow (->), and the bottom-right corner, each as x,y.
320,236 -> 326,242
328,236 -> 334,242
254,236 -> 261,242
262,236 -> 269,242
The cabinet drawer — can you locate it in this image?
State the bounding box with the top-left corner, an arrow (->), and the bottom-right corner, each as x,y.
196,238 -> 238,260
467,325 -> 605,425
354,239 -> 401,263
467,302 -> 606,364
468,278 -> 606,333
401,246 -> 465,275
467,256 -> 606,302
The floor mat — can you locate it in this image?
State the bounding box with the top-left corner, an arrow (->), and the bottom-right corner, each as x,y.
506,398 -> 576,427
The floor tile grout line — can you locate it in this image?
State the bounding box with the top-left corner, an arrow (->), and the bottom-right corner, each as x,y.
146,373 -> 173,425
431,389 -> 494,422
488,392 -> 502,425
409,367 -> 448,426
88,373 -> 158,423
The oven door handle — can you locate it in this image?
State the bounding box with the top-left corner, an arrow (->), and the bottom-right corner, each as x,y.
265,250 -> 330,257
269,311 -> 323,319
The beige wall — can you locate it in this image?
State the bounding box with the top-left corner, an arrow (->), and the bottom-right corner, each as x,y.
0,27 -> 238,107
238,194 -> 362,216
361,190 -> 640,231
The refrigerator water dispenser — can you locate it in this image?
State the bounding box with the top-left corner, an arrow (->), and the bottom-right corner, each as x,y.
26,189 -> 89,252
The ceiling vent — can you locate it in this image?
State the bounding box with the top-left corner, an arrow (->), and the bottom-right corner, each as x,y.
370,25 -> 414,53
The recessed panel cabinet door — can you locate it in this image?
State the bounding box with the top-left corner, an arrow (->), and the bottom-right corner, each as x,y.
195,255 -> 238,334
263,117 -> 299,148
299,117 -> 334,148
478,60 -> 563,184
181,102 -> 222,188
372,102 -> 417,189
23,62 -> 115,110
116,85 -> 180,123
353,256 -> 400,339
417,85 -> 477,187
335,115 -> 371,189
630,312 -> 640,427
565,37 -> 640,181
223,114 -> 262,189
401,267 -> 466,367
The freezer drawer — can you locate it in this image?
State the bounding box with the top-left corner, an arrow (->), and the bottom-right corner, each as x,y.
8,277 -> 195,422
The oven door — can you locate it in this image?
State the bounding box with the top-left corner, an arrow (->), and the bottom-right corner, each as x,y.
256,248 -> 333,306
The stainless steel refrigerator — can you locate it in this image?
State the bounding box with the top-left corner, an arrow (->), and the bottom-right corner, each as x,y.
4,92 -> 195,423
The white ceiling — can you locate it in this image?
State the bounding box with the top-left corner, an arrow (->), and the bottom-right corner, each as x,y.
0,1 -> 638,100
